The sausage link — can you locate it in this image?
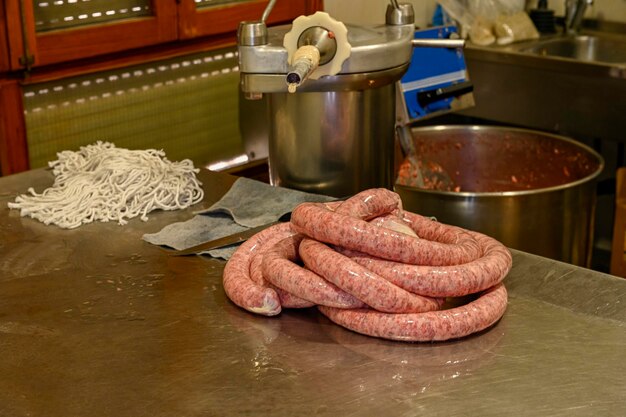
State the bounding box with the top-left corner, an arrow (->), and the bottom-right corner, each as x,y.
291,201 -> 482,266
275,288 -> 316,309
262,235 -> 365,309
399,210 -> 479,246
345,229 -> 512,297
299,238 -> 442,313
318,283 -> 508,342
222,223 -> 293,316
334,188 -> 402,220
248,230 -> 315,309
248,250 -> 266,286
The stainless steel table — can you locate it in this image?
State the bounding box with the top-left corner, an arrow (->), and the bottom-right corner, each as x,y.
1,168 -> 625,417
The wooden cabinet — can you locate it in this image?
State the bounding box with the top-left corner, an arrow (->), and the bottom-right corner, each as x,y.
3,0 -> 320,70
0,0 -> 322,175
4,0 -> 177,69
5,0 -> 176,70
0,80 -> 28,174
0,5 -> 10,72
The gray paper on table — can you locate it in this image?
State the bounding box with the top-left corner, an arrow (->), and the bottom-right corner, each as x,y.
142,177 -> 334,259
142,213 -> 247,259
198,177 -> 334,228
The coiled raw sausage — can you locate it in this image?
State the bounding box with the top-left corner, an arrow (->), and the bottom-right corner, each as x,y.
299,238 -> 441,313
290,191 -> 482,266
223,222 -> 306,315
318,283 -> 508,342
248,231 -> 315,309
343,225 -> 512,297
262,235 -> 365,309
222,187 -> 511,341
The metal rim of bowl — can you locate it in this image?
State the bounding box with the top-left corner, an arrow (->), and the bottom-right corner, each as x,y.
396,125 -> 605,198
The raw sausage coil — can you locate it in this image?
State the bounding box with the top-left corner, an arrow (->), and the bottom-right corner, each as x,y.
341,226 -> 512,297
318,283 -> 508,342
290,190 -> 483,266
222,188 -> 512,342
298,238 -> 442,313
262,234 -> 365,309
223,222 -> 313,315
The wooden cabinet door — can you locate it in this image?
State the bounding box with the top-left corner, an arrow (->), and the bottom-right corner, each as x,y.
177,0 -> 322,39
4,0 -> 178,69
0,5 -> 10,72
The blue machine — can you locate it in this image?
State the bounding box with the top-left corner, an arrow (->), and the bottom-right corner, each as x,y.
398,25 -> 474,123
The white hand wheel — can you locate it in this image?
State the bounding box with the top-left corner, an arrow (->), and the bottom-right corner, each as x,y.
283,11 -> 351,80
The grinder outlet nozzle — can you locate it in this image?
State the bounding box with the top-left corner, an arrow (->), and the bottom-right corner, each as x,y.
286,45 -> 321,93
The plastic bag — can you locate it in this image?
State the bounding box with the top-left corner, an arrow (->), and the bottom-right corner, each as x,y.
468,0 -> 499,45
493,11 -> 540,45
437,0 -> 493,45
438,0 -> 539,46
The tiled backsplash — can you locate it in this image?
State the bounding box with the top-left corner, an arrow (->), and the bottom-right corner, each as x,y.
22,47 -> 244,170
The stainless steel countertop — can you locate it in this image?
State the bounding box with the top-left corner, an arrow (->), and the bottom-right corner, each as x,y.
464,25 -> 626,79
1,168 -> 625,417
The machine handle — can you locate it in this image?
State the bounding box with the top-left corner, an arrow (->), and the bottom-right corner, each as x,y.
411,38 -> 465,48
261,0 -> 277,22
417,81 -> 473,107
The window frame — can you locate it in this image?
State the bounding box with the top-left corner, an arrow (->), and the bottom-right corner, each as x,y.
177,0 -> 322,39
4,0 -> 178,70
4,0 -> 322,70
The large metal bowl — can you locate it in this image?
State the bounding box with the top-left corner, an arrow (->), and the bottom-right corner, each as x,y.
395,125 -> 604,266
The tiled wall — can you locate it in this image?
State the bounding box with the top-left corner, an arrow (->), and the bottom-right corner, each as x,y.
22,47 -> 244,170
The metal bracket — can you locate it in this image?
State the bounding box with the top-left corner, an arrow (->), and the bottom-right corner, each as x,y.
17,0 -> 35,73
18,54 -> 35,70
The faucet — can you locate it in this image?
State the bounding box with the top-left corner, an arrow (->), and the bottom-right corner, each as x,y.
564,0 -> 594,34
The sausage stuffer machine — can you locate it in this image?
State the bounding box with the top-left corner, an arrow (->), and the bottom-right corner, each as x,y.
237,0 -> 464,197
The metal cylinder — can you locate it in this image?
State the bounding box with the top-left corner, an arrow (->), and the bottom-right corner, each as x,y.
267,81 -> 397,197
238,15 -> 416,197
395,126 -> 604,267
237,21 -> 268,46
386,3 -> 415,25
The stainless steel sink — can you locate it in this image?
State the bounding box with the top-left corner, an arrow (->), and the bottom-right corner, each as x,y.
462,21 -> 626,159
518,35 -> 626,64
463,27 -> 626,144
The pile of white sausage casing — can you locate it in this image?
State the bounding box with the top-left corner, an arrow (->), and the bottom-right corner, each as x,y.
223,188 -> 511,342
